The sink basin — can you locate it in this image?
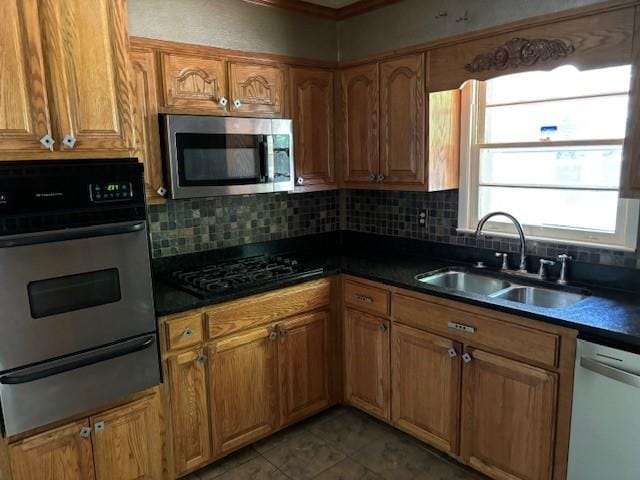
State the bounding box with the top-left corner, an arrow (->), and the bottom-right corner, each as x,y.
491,286 -> 588,309
416,270 -> 511,296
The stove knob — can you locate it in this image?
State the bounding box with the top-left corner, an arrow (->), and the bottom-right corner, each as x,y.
291,260 -> 298,266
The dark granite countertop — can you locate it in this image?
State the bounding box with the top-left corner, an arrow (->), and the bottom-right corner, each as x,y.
152,232 -> 640,352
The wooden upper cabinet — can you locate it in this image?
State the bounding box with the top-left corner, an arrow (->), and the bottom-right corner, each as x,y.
90,394 -> 162,480
428,89 -> 461,191
0,0 -> 53,154
161,53 -> 228,112
167,348 -> 211,476
341,63 -> 379,184
391,324 -> 461,455
228,62 -> 285,117
209,326 -> 278,455
379,54 -> 425,185
344,308 -> 390,421
461,348 -> 558,480
39,0 -> 133,153
9,420 -> 95,480
131,48 -> 165,204
278,310 -> 330,426
290,67 -> 335,189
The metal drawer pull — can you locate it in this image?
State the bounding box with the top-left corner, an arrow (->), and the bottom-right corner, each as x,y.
219,97 -> 228,106
196,355 -> 207,365
353,294 -> 373,304
94,421 -> 105,432
447,348 -> 458,358
580,356 -> 640,389
462,353 -> 473,364
378,323 -> 387,333
183,327 -> 193,338
447,321 -> 475,334
79,426 -> 92,438
233,99 -> 242,108
39,134 -> 55,148
62,134 -> 77,148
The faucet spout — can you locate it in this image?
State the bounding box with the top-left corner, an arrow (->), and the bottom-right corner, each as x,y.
475,211 -> 528,272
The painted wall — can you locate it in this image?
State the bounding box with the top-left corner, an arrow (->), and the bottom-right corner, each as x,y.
127,0 -> 338,61
338,0 -> 607,61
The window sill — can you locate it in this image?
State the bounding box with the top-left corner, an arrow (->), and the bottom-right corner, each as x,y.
456,228 -> 637,253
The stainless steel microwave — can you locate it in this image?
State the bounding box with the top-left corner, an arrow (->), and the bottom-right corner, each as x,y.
161,115 -> 294,199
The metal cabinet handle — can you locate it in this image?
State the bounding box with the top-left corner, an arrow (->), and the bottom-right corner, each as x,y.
39,134 -> 55,148
196,354 -> 207,364
79,426 -> 92,438
377,174 -> 385,182
580,356 -> 640,389
447,348 -> 458,358
369,173 -> 376,182
462,353 -> 472,364
353,294 -> 373,304
94,421 -> 105,432
62,135 -> 77,148
233,99 -> 242,108
156,186 -> 167,197
378,323 -> 387,333
219,97 -> 228,107
269,330 -> 278,341
447,321 -> 476,334
280,330 -> 289,337
297,177 -> 304,185
183,327 -> 193,338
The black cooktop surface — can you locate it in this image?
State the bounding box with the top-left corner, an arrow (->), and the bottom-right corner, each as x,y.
163,255 -> 324,298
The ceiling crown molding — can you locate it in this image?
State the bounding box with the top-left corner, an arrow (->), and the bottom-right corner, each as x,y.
243,0 -> 403,20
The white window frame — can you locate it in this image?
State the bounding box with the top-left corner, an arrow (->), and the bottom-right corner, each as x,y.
457,75 -> 639,252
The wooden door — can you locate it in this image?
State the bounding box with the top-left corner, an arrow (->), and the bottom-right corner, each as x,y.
39,0 -> 134,153
9,420 -> 95,480
290,67 -> 335,189
341,64 -> 379,184
391,324 -> 461,454
131,49 -> 165,204
209,326 -> 278,455
0,0 -> 54,155
461,348 -> 558,480
379,54 -> 426,185
428,89 -> 461,191
278,310 -> 330,426
228,62 -> 285,117
160,53 -> 228,112
167,348 -> 211,476
91,393 -> 162,480
344,308 -> 390,421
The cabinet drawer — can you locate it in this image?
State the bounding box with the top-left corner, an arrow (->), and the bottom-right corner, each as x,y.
344,280 -> 390,317
205,279 -> 331,339
165,313 -> 204,352
392,293 -> 559,368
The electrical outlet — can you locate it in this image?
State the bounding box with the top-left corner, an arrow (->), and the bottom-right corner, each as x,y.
419,210 -> 428,227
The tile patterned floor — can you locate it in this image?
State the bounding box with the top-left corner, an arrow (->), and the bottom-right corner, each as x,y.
183,406 -> 488,480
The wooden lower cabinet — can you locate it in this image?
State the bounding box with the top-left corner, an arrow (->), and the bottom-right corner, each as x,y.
167,348 -> 211,475
391,323 -> 461,454
344,308 -> 390,421
278,310 -> 330,425
209,326 -> 278,455
9,420 -> 96,480
461,348 -> 558,480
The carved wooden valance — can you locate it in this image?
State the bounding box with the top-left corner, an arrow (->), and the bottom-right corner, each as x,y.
464,37 -> 576,74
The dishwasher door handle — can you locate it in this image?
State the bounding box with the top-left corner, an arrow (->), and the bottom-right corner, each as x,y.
580,356 -> 640,389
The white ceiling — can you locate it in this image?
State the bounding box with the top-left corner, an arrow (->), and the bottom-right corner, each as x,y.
304,0 -> 361,7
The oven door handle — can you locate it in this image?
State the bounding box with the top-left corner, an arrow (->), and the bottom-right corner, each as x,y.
0,335 -> 156,385
0,221 -> 146,248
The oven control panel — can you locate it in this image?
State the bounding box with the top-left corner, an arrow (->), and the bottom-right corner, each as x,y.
90,182 -> 134,202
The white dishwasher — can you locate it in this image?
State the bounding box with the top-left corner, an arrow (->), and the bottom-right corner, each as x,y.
567,339 -> 640,480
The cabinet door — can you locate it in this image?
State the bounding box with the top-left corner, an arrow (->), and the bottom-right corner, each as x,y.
461,348 -> 558,480
39,0 -> 133,153
131,49 -> 165,204
91,393 -> 162,480
391,324 -> 461,454
209,326 -> 278,455
341,64 -> 379,184
290,67 -> 335,189
9,420 -> 95,480
278,310 -> 330,426
0,0 -> 53,154
161,53 -> 228,112
344,308 -> 390,421
427,89 -> 461,191
379,54 -> 426,185
167,348 -> 211,475
228,62 -> 285,117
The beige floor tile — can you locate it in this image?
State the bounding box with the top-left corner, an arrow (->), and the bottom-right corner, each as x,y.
214,456 -> 289,480
252,423 -> 309,455
314,458 -> 383,480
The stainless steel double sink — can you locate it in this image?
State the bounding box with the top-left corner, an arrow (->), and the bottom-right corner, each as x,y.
415,268 -> 589,309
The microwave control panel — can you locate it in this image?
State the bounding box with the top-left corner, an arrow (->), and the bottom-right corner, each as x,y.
89,182 -> 134,202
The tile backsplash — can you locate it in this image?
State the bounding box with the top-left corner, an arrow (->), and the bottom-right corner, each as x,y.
148,190 -> 339,258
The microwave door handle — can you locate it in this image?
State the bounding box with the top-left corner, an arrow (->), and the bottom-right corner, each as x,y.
0,221 -> 146,248
0,335 -> 156,385
260,136 -> 273,182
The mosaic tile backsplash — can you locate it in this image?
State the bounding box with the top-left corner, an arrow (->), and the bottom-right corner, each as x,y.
342,189 -> 640,269
148,190 -> 339,258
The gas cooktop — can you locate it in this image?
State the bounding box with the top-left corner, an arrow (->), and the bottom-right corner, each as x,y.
163,255 -> 324,298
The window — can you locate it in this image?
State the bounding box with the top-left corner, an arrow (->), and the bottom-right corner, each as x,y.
458,65 -> 639,251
